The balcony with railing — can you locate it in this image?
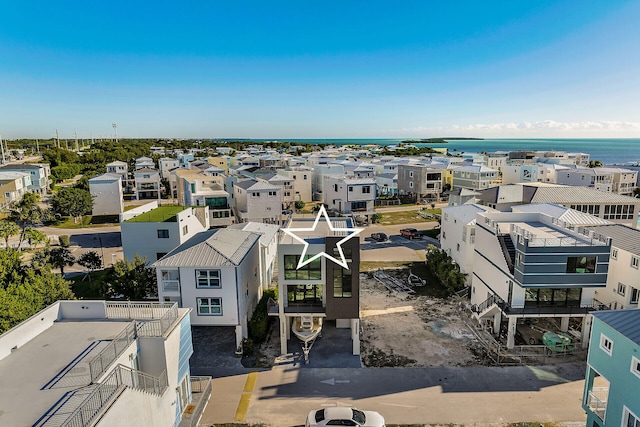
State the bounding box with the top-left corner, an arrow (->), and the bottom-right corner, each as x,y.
586,387 -> 608,421
178,376 -> 212,427
161,271 -> 180,292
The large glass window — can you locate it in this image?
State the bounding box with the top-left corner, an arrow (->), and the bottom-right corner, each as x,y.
333,266 -> 352,298
286,284 -> 323,304
566,256 -> 596,273
524,288 -> 581,307
284,255 -> 321,280
157,229 -> 169,238
197,297 -> 222,315
205,196 -> 227,208
196,270 -> 221,288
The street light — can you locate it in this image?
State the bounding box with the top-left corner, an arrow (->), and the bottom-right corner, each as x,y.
94,236 -> 105,268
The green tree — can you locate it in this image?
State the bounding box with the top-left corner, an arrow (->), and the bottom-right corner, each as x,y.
294,200 -> 305,210
9,192 -> 45,245
48,247 -> 76,275
0,220 -> 20,250
50,188 -> 93,223
588,160 -> 603,168
77,251 -> 103,278
23,227 -> 49,249
425,244 -> 467,295
107,255 -> 157,300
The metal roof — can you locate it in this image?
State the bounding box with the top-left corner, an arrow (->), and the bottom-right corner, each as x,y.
512,203 -> 612,226
442,204 -> 490,225
586,224 -> 640,255
153,229 -> 260,267
592,310 -> 640,347
228,222 -> 280,247
89,173 -> 122,182
530,185 -> 640,204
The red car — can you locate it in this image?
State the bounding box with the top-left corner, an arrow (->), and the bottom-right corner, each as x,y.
400,228 -> 422,239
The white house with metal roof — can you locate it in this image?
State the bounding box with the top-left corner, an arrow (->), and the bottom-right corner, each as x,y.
228,222 -> 280,291
89,173 -> 124,215
154,228 -> 262,347
323,175 -> 376,223
585,224 -> 640,310
452,165 -> 499,191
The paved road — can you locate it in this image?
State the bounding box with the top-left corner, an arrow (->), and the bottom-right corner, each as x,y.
200,363 -> 588,426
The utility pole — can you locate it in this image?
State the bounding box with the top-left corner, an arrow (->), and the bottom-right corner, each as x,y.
56,129 -> 60,148
112,123 -> 118,143
36,139 -> 40,154
74,131 -> 79,151
0,133 -> 6,164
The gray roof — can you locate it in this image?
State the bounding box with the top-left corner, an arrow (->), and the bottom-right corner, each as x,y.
228,222 -> 280,247
89,173 -> 122,182
235,179 -> 280,191
512,203 -> 612,226
529,185 -> 640,204
586,224 -> 640,255
592,310 -> 640,347
153,229 -> 260,267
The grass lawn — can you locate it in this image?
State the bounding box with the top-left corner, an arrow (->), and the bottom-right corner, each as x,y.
377,208 -> 440,225
70,268 -> 113,299
52,215 -> 120,229
124,205 -> 186,222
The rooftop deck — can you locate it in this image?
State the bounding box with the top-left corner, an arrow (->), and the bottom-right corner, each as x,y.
124,205 -> 188,222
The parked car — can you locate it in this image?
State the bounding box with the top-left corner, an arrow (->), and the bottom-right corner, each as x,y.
370,232 -> 388,242
400,228 -> 422,239
306,407 -> 386,427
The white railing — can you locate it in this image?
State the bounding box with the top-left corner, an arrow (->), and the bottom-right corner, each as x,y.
88,322 -> 137,382
105,302 -> 175,320
587,387 -> 608,421
162,279 -> 180,292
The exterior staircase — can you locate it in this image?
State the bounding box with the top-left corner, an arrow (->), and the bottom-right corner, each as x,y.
497,234 -> 516,274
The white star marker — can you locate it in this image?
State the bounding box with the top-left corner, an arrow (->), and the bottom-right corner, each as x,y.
281,205 -> 363,270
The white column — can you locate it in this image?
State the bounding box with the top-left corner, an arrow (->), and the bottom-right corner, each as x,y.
351,318 -> 360,355
581,315 -> 592,349
492,312 -> 501,334
280,316 -> 288,355
506,316 -> 516,349
560,317 -> 570,332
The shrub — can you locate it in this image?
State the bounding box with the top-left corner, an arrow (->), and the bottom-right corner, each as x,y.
294,200 -> 305,210
248,289 -> 277,343
58,235 -> 70,247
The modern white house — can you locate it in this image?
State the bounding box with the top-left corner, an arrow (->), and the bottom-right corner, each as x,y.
120,202 -> 210,264
585,224 -> 640,310
175,170 -> 233,227
0,300 -> 209,427
134,168 -> 162,200
0,162 -> 51,194
159,157 -> 180,179
228,222 -> 280,290
312,164 -> 344,201
0,171 -> 31,208
233,178 -> 283,224
501,163 -> 542,185
153,228 -> 262,348
440,204 -> 492,284
276,167 -> 314,203
135,156 -> 155,170
469,209 -> 612,348
106,160 -> 128,179
89,173 -> 124,215
323,175 -> 376,223
556,167 -> 615,193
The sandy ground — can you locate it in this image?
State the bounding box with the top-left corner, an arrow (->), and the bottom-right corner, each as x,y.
359,270 -> 484,367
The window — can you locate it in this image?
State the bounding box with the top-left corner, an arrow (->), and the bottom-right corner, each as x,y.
624,407 -> 640,427
197,297 -> 222,316
566,256 -> 596,273
611,248 -> 618,260
156,252 -> 167,260
632,356 -> 640,379
348,186 -> 353,192
632,287 -> 640,304
196,270 -> 221,288
334,184 -> 338,192
157,229 -> 169,238
517,253 -> 524,267
303,174 -> 308,180
409,182 -> 414,188
252,192 -> 260,197
599,334 -> 613,355
618,283 -> 627,296
284,255 -> 321,280
409,171 -> 413,178
182,225 -> 188,235
333,266 -> 352,297
632,256 -> 639,269
268,191 -> 276,196
143,174 -> 150,179
332,247 -> 353,263
456,243 -> 460,252
362,186 -> 371,194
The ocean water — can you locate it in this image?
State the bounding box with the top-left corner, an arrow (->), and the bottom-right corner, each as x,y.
253,138 -> 640,165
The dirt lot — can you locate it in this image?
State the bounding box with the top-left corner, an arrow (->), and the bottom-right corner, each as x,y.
359,269 -> 485,367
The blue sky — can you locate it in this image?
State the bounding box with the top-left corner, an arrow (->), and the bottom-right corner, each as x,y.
2,1 -> 640,139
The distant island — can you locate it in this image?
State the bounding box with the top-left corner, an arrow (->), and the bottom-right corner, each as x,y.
402,137 -> 484,144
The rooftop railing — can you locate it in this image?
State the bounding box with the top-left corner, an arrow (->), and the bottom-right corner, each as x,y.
88,322 -> 136,382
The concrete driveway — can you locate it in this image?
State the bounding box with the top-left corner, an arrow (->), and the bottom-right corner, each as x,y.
358,222 -> 440,262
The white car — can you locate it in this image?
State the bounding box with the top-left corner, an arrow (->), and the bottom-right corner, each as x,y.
306,407 -> 386,427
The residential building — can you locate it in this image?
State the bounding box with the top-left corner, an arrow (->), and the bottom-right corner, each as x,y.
0,162 -> 50,194
375,172 -> 397,197
585,225 -> 640,310
476,183 -> 640,227
440,204 -> 492,284
603,167 -> 638,196
233,179 -> 282,224
271,215 -> 361,356
229,222 -> 279,290
159,157 -> 180,179
154,228 -> 262,348
120,202 -> 209,263
501,163 -> 541,185
485,153 -> 509,172
0,171 -> 30,208
537,163 -> 571,183
89,173 -> 124,215
397,164 -> 443,201
277,167 -> 314,203
0,300 -> 207,427
583,309 -> 640,427
452,165 -> 499,191
556,167 -> 615,192
469,209 -> 611,348
135,156 -> 155,170
447,188 -> 477,206
175,170 -> 233,227
207,156 -> 231,173
323,175 -> 376,223
106,160 -> 128,179
260,173 -> 296,209
312,164 -> 344,201
134,168 -> 162,199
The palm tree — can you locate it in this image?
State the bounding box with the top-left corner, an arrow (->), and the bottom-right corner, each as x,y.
48,247 -> 76,275
0,220 -> 19,250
